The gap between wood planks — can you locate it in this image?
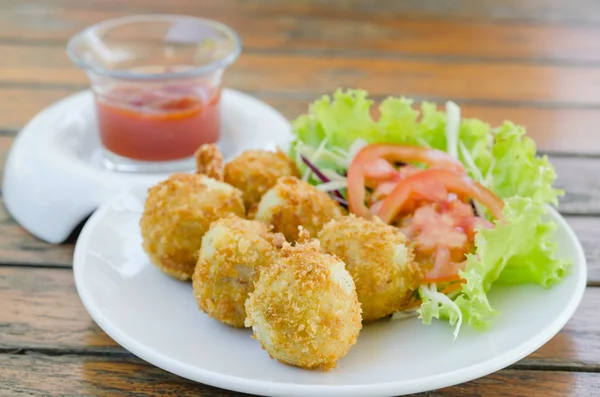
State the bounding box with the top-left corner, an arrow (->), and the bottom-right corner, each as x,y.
6,37 -> 600,68
0,348 -> 599,373
5,0 -> 600,26
5,81 -> 600,111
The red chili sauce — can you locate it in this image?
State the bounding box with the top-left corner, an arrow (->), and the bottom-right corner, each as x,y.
95,84 -> 220,162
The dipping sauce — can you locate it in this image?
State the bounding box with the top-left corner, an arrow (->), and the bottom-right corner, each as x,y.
95,84 -> 220,162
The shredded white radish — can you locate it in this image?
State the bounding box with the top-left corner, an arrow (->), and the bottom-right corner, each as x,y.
458,141 -> 484,182
420,283 -> 463,340
302,138 -> 329,181
445,101 -> 461,159
315,180 -> 348,192
348,138 -> 369,162
321,169 -> 347,182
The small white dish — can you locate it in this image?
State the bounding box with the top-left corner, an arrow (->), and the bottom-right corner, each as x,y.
73,187 -> 586,397
2,89 -> 292,244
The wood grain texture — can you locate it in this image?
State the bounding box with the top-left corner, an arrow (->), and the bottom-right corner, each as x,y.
0,199 -> 74,267
7,43 -> 600,107
553,157 -> 600,215
0,354 -> 599,397
567,216 -> 600,284
2,1 -> 600,395
4,3 -> 600,64
0,267 -> 117,351
0,267 -> 598,370
0,88 -> 78,131
6,0 -> 600,40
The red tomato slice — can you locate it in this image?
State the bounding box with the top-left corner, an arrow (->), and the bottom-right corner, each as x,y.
376,169 -> 504,224
372,165 -> 423,202
356,144 -> 465,174
422,247 -> 464,283
348,144 -> 466,218
362,158 -> 398,187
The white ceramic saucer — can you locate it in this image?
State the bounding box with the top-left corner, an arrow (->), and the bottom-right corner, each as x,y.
2,89 -> 292,244
73,189 -> 586,397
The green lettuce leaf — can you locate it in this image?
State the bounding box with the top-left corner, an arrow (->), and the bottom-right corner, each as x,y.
485,122 -> 563,206
455,197 -> 571,329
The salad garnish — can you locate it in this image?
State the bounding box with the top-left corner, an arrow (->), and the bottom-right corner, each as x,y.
289,88 -> 571,337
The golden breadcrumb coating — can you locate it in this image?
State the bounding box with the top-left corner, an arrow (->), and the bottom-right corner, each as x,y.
223,149 -> 300,211
194,144 -> 224,181
245,239 -> 362,371
140,173 -> 245,281
254,176 -> 342,242
192,214 -> 284,327
318,214 -> 423,322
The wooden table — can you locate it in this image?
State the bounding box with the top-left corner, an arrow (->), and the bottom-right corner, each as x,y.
1,1 -> 599,395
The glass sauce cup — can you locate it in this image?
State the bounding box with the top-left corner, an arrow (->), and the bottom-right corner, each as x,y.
67,15 -> 241,173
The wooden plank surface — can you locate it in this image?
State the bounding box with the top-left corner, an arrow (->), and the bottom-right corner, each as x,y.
1,267 -> 598,370
7,43 -> 600,106
5,0 -> 600,46
1,354 -> 599,397
0,88 -> 78,131
2,5 -> 600,64
2,0 -> 599,395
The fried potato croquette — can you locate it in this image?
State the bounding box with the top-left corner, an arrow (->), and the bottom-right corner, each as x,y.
254,176 -> 343,241
192,214 -> 284,327
245,238 -> 362,371
224,149 -> 300,211
318,214 -> 423,322
140,173 -> 245,281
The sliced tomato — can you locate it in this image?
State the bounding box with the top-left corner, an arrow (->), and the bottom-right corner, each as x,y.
372,180 -> 400,202
348,144 -> 466,218
409,205 -> 469,255
422,247 -> 464,283
371,165 -> 422,202
362,158 -> 398,187
355,144 -> 466,174
369,200 -> 384,215
376,169 -> 504,224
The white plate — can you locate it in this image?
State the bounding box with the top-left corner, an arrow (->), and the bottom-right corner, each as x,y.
73,187 -> 587,397
2,88 -> 291,244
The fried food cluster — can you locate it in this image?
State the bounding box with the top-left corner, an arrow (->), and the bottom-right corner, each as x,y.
139,144 -> 423,371
245,238 -> 362,370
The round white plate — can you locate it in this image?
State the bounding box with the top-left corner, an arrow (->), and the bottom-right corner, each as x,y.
2,88 -> 291,244
74,188 -> 587,397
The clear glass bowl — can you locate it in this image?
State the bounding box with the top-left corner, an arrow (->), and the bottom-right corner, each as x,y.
67,15 -> 242,173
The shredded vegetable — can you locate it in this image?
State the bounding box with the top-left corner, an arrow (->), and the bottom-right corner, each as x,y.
418,283 -> 463,340
445,101 -> 460,159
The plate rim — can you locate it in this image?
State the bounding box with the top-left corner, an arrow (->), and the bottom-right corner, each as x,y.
73,190 -> 588,397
